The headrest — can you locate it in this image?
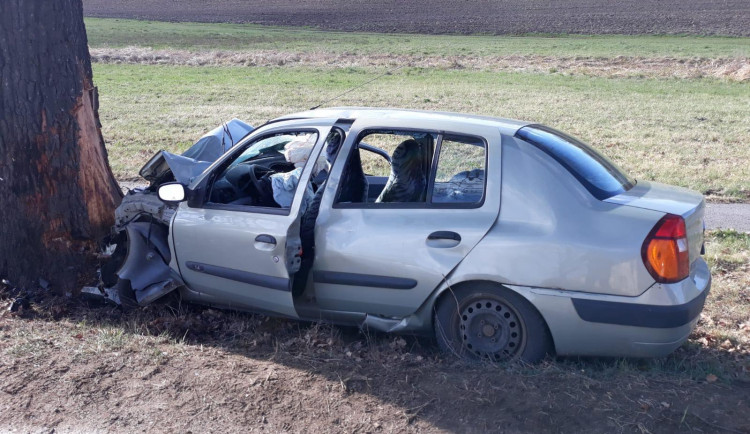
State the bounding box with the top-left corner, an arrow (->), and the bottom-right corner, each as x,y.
391,139 -> 424,177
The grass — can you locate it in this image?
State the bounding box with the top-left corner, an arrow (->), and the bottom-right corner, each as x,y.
4,18 -> 747,431
95,63 -> 750,198
709,229 -> 750,250
85,18 -> 750,59
706,229 -> 750,273
84,18 -> 750,199
697,230 -> 750,377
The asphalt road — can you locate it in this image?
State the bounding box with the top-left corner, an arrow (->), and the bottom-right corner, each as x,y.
705,203 -> 750,232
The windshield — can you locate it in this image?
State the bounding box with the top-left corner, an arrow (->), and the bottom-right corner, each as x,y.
515,125 -> 635,200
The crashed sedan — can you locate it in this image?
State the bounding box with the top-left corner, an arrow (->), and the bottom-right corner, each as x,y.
104,108 -> 711,362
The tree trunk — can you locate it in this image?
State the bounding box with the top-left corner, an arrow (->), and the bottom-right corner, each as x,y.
0,0 -> 122,291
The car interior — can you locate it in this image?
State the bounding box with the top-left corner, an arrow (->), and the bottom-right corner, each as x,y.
208,129 -> 486,209
337,131 -> 436,204
337,131 -> 486,206
209,132 -> 313,207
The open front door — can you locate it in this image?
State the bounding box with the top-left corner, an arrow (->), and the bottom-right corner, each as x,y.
171,124 -> 332,317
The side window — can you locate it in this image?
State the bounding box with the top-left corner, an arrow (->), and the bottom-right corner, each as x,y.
431,135 -> 486,205
335,130 -> 436,205
208,131 -> 319,208
359,147 -> 390,177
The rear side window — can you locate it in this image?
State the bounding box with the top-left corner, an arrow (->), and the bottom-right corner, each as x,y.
431,135 -> 486,205
515,125 -> 634,200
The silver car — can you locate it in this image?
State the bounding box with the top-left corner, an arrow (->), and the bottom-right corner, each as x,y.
108,108 -> 711,362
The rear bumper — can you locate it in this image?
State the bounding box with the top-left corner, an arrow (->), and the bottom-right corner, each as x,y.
508,258 -> 711,358
570,281 -> 709,329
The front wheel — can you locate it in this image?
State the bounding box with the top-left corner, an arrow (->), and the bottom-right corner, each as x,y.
434,283 -> 553,363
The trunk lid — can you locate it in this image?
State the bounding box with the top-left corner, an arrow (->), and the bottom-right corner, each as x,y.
606,181 -> 705,266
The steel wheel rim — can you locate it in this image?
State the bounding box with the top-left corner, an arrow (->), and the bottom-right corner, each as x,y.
458,297 -> 525,360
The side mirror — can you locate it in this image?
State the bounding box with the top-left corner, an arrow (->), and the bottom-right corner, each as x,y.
157,182 -> 186,203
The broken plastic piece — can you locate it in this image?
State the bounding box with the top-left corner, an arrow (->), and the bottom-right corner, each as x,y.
8,298 -> 29,312
81,286 -> 121,306
135,279 -> 179,305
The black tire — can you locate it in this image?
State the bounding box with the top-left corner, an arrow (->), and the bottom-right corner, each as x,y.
114,278 -> 139,311
434,282 -> 553,363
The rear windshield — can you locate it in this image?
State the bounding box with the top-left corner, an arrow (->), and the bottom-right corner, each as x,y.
515,125 -> 635,200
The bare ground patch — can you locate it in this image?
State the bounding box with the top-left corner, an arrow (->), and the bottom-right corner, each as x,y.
1,294 -> 749,433
90,47 -> 750,81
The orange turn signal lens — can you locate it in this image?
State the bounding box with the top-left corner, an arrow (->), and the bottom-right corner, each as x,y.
642,215 -> 690,283
645,239 -> 688,282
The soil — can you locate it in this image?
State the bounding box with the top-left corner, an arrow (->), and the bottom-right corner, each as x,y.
0,288 -> 748,433
82,0 -> 750,36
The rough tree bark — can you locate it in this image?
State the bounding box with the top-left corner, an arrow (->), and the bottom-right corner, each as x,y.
0,0 -> 122,291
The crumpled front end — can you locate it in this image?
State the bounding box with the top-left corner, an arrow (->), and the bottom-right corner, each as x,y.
98,119 -> 253,306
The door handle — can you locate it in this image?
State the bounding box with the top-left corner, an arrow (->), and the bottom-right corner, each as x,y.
427,231 -> 461,242
426,231 -> 461,248
255,234 -> 277,245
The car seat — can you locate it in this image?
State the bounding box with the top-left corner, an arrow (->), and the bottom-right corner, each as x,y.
337,148 -> 369,203
376,139 -> 427,203
432,168 -> 485,203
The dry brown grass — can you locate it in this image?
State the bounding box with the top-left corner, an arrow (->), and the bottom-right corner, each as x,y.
698,230 -> 750,363
95,62 -> 750,199
90,47 -> 750,82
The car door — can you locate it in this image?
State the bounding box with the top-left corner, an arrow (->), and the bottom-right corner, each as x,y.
311,118 -> 502,318
172,123 -> 333,317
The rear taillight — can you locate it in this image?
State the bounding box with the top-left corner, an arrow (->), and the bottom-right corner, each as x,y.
641,214 -> 689,283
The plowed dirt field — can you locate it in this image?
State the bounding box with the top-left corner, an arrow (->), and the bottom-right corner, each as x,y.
83,0 -> 750,36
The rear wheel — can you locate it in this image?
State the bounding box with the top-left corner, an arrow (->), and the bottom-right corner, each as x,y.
434,282 -> 552,362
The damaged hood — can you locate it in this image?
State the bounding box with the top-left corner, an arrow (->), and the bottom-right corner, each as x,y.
139,119 -> 253,184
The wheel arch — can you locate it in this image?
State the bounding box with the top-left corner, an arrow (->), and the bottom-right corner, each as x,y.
428,279 -> 557,355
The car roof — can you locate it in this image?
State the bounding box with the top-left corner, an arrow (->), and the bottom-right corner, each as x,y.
272,107 -> 532,136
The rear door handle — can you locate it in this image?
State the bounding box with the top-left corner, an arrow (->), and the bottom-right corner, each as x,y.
254,234 -> 277,251
426,231 -> 461,248
255,234 -> 277,245
427,231 -> 461,242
